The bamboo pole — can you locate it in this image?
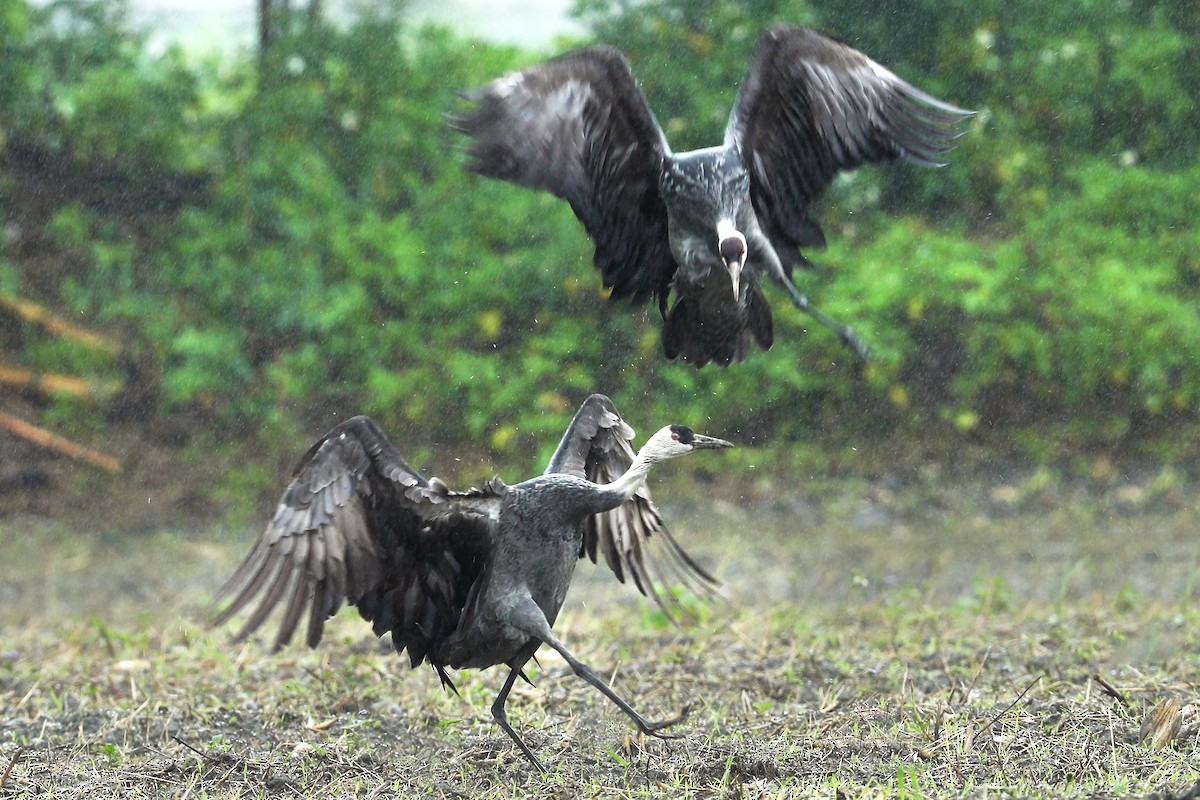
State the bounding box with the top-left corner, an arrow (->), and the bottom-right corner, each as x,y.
0,291 -> 120,356
0,411 -> 122,472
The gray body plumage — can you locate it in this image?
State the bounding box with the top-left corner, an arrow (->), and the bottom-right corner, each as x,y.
442,473 -> 619,670
455,25 -> 974,366
659,147 -> 774,363
211,394 -> 731,771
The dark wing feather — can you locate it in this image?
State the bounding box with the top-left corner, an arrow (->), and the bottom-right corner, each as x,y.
545,394 -> 718,616
726,25 -> 974,269
544,393 -> 631,478
454,47 -> 677,305
210,416 -> 500,677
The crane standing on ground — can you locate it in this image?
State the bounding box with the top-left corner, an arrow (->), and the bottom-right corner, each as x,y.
455,24 -> 973,367
212,394 -> 732,771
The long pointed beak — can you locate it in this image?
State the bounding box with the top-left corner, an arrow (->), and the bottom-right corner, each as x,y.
691,434 -> 734,450
718,229 -> 748,302
725,258 -> 742,301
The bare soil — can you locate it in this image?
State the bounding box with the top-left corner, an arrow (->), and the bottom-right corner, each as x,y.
3,466 -> 1200,797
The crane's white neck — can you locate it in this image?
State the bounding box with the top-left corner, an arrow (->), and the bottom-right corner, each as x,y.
603,449 -> 657,502
717,218 -> 740,242
601,428 -> 687,502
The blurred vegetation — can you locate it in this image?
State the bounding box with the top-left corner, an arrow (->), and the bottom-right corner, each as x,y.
1,0 -> 1197,486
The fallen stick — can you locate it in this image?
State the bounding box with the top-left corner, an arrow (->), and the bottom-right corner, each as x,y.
977,675 -> 1041,741
0,746 -> 22,791
0,291 -> 120,355
0,410 -> 121,472
1091,673 -> 1130,707
0,364 -> 120,400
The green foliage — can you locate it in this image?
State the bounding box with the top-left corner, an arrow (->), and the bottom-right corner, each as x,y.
0,256 -> 16,294
0,0 -> 36,125
2,0 -> 207,176
1,0 -> 1198,474
821,158 -> 1200,434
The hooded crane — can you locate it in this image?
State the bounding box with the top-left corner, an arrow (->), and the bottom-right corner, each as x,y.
455,25 -> 974,367
211,394 -> 731,772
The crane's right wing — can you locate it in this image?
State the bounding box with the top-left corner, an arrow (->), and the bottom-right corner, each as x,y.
210,416 -> 500,676
546,394 -> 718,616
453,48 -> 677,306
725,25 -> 973,272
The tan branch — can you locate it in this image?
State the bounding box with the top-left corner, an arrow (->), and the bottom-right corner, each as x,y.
0,291 -> 120,355
0,364 -> 120,400
0,410 -> 121,472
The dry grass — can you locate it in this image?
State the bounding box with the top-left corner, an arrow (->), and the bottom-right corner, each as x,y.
4,476 -> 1200,798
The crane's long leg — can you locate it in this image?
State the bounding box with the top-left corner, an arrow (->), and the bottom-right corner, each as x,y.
753,232 -> 872,359
776,272 -> 872,360
546,632 -> 691,736
491,661 -> 546,773
508,599 -> 690,739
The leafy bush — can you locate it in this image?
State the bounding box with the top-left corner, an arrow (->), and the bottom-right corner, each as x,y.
820,157 -> 1200,439
2,0 -> 207,177
2,0 -> 1198,476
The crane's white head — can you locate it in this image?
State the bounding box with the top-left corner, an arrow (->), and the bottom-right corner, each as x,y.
608,424 -> 732,500
716,219 -> 747,301
639,424 -> 734,464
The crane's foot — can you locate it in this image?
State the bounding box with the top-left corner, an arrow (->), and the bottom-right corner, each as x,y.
522,751 -> 548,773
637,703 -> 693,739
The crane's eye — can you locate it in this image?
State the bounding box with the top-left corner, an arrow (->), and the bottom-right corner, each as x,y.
668,425 -> 694,444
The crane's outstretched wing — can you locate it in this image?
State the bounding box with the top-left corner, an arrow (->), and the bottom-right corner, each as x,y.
454,48 -> 677,306
210,416 -> 500,685
546,394 -> 717,614
726,24 -> 974,272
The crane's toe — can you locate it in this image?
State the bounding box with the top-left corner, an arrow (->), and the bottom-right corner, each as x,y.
639,702 -> 693,737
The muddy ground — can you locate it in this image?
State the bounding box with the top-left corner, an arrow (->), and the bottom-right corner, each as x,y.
2,465 -> 1200,797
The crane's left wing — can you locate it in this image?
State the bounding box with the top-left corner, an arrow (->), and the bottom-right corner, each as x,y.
209,416 -> 501,683
546,394 -> 718,615
725,25 -> 973,272
453,48 -> 677,307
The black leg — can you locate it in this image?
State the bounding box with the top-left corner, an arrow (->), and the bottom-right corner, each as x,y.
549,641 -> 691,737
777,273 -> 872,360
491,663 -> 546,773
504,594 -> 690,760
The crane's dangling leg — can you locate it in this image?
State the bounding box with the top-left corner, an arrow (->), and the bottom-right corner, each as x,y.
491,659 -> 546,773
755,236 -> 872,360
508,598 -> 691,739
776,271 -> 872,360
